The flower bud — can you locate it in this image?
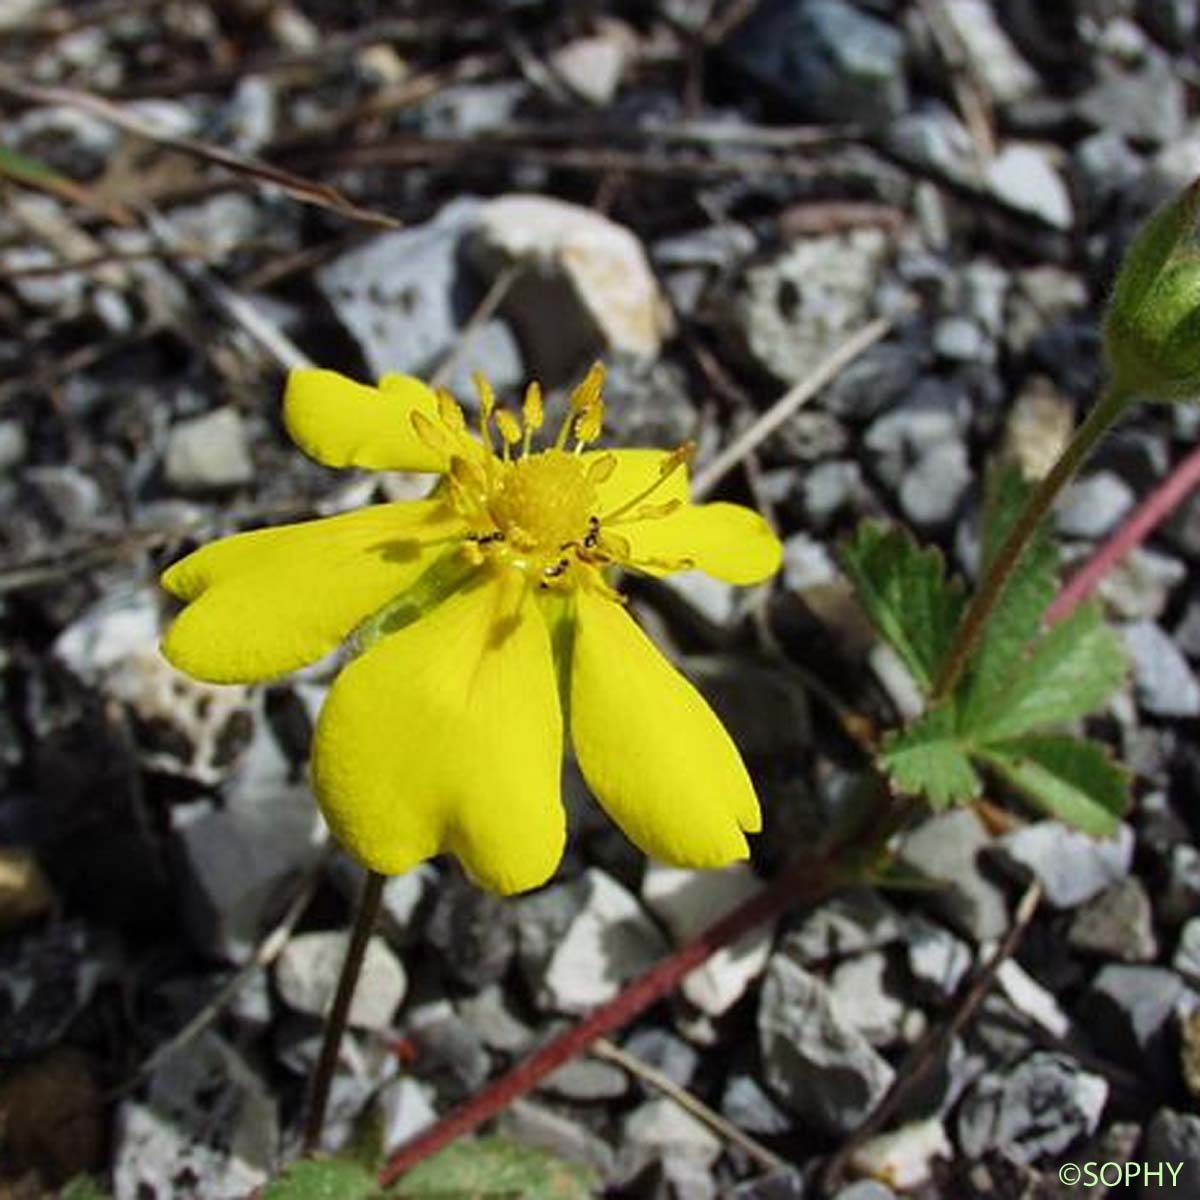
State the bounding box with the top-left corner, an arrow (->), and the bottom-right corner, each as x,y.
1104,176 -> 1200,402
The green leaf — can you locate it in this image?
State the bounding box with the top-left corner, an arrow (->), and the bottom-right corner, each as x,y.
979,736 -> 1129,835
397,1137 -> 597,1198
262,1160 -> 382,1200
841,522 -> 965,693
966,601 -> 1127,741
879,705 -> 981,808
961,467 -> 1059,725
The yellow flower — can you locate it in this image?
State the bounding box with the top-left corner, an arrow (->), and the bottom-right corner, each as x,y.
161,365 -> 782,894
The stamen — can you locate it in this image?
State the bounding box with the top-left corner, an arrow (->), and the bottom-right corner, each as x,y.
554,362 -> 606,450
569,362 -> 606,414
436,389 -> 467,435
494,409 -> 521,461
411,410 -> 455,456
608,498 -> 682,526
599,441 -> 695,523
573,397 -> 604,449
521,382 -> 544,457
473,371 -> 497,454
587,453 -> 617,485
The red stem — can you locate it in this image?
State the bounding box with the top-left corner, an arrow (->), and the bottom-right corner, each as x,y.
379,855 -> 834,1185
1045,439 -> 1200,625
379,437 -> 1200,1186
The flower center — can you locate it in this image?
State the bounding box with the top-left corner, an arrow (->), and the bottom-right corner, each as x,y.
410,364 -> 695,593
489,451 -> 597,554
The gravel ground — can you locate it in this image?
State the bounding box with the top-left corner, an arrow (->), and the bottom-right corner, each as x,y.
2,2 -> 1200,1197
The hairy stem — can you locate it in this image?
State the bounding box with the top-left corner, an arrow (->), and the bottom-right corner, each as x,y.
931,384 -> 1129,702
303,868 -> 385,1154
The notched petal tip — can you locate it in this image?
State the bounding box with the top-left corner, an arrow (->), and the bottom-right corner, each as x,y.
284,367 -> 446,473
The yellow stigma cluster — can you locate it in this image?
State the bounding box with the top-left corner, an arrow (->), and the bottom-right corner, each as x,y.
409,364 -> 694,591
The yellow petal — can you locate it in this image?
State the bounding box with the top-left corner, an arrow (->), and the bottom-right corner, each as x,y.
162,501 -> 463,683
617,501 -> 782,584
313,569 -> 565,893
568,589 -> 760,867
284,369 -> 448,472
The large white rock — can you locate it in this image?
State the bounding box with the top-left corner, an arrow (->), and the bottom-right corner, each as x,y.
470,194 -> 674,378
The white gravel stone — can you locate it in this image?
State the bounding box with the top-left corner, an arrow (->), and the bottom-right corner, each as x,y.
642,862 -> 773,1015
275,931 -> 406,1030
164,407 -> 254,491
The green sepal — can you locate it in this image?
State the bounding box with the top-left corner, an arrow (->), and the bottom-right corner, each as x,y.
1103,175 -> 1200,402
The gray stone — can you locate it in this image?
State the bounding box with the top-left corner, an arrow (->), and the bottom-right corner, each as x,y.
0,420 -> 26,473
1068,877 -> 1158,962
316,197 -> 523,391
1056,472 -> 1135,539
622,1029 -> 698,1092
426,870 -> 515,989
887,105 -> 976,184
469,194 -> 673,380
641,862 -> 772,1015
906,916 -> 972,1002
899,438 -> 971,526
164,407 -> 254,491
24,464 -> 104,526
1093,548 -> 1186,621
457,984 -> 534,1055
899,810 -> 1010,941
829,951 -> 924,1046
721,1074 -> 792,1136
1162,844 -> 1200,925
848,1117 -> 952,1191
1167,487 -> 1200,561
540,1057 -> 628,1102
1141,1109 -> 1200,1197
992,821 -> 1134,909
174,712 -> 324,962
725,0 -> 908,126
1079,965 -> 1193,1081
375,1076 -> 437,1150
803,460 -> 865,526
782,533 -> 839,593
420,81 -> 526,138
758,953 -> 895,1135
987,143 -> 1073,230
835,1184 -> 896,1200
1172,918 -> 1200,986
1124,621 -> 1200,717
549,31 -> 630,106
618,1097 -> 722,1194
939,0 -> 1038,103
864,381 -> 968,490
1076,54 -> 1186,145
722,230 -> 888,387
1174,600 -> 1200,660
994,960 -> 1070,1039
1140,0 -> 1198,48
113,1032 -> 277,1200
405,1004 -> 491,1101
785,887 -> 906,964
957,1052 -> 1107,1163
1074,132 -> 1146,213
822,340 -> 928,421
275,932 -> 405,1029
496,1099 -> 616,1183
539,868 -> 669,1014
660,571 -> 739,627
933,316 -> 993,364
